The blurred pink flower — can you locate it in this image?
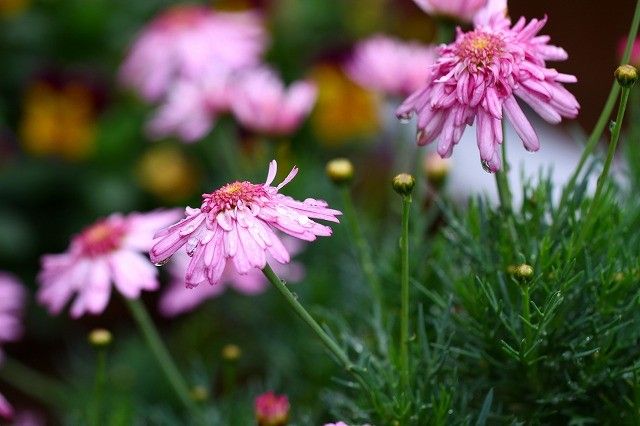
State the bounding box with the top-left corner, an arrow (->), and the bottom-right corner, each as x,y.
230,67 -> 317,135
345,34 -> 437,98
150,160 -> 340,287
255,392 -> 289,426
396,6 -> 579,172
412,0 -> 487,22
618,37 -> 640,67
120,6 -> 267,102
0,273 -> 26,421
324,423 -> 349,426
159,237 -> 305,316
37,210 -> 180,318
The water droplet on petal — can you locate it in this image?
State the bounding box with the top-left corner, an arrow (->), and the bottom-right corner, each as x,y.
154,258 -> 170,267
397,111 -> 412,124
481,160 -> 493,173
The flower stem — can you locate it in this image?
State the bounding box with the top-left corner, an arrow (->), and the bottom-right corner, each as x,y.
124,298 -> 200,417
90,349 -> 107,426
340,187 -> 383,313
0,356 -> 72,408
399,194 -> 412,390
495,125 -> 512,212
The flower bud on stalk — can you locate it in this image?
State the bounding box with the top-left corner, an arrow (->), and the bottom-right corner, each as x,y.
392,173 -> 416,196
615,64 -> 639,88
88,328 -> 112,348
508,263 -> 534,282
326,158 -> 354,185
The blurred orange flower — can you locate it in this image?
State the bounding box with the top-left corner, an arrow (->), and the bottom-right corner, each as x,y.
136,145 -> 199,202
20,82 -> 97,160
0,0 -> 29,19
310,64 -> 381,146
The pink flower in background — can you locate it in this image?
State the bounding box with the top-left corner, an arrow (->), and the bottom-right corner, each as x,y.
345,35 -> 437,98
37,210 -> 180,318
618,36 -> 640,67
0,273 -> 26,421
159,237 -> 305,317
396,5 -> 579,172
255,392 -> 289,426
324,423 -> 349,426
230,67 -> 317,135
412,0 -> 487,23
120,6 -> 267,102
150,160 -> 340,288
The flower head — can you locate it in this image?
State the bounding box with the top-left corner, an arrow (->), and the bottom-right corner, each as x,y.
396,5 -> 579,172
150,160 -> 340,288
159,237 -> 305,317
412,0 -> 487,23
37,210 -> 180,318
120,6 -> 267,102
345,34 -> 437,98
230,67 -> 317,135
255,392 -> 289,426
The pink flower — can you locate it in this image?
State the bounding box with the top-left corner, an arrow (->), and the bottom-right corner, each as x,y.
396,6 -> 579,172
412,0 -> 487,23
159,237 -> 305,317
618,36 -> 640,67
37,210 -> 180,318
150,160 -> 340,288
255,392 -> 289,426
324,423 -> 349,426
230,67 -> 317,135
120,6 -> 267,102
0,392 -> 12,420
345,35 -> 437,98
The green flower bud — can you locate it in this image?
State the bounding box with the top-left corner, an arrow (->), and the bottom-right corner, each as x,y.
325,158 -> 354,185
615,64 -> 638,88
88,328 -> 112,348
392,173 -> 416,196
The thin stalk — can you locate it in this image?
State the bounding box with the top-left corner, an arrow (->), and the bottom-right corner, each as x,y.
560,0 -> 640,205
521,285 -> 532,353
125,298 -> 200,418
0,357 -> 71,408
399,194 -> 412,390
340,188 -> 383,312
90,350 -> 107,426
495,127 -> 512,212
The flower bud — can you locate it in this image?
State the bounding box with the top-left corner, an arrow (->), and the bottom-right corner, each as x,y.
392,173 -> 415,196
255,392 -> 289,426
508,263 -> 534,281
325,158 -> 354,185
88,328 -> 112,348
190,385 -> 209,402
423,152 -> 450,188
615,64 -> 639,88
221,343 -> 242,361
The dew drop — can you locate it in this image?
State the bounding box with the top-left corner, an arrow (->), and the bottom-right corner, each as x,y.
609,120 -> 616,132
481,160 -> 493,173
154,258 -> 170,267
397,111 -> 412,123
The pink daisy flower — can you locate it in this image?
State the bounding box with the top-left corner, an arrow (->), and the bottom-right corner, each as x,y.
396,3 -> 579,172
0,272 -> 26,421
324,423 -> 349,426
255,392 -> 289,426
37,210 -> 181,318
120,6 -> 267,102
230,67 -> 318,136
618,36 -> 640,67
159,237 -> 305,317
412,0 -> 487,23
150,160 -> 340,288
345,34 -> 437,98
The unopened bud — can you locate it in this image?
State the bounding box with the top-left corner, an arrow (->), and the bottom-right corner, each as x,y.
222,343 -> 241,361
191,385 -> 209,402
326,158 -> 354,185
392,173 -> 415,196
423,153 -> 451,188
508,263 -> 534,281
615,64 -> 638,88
88,328 -> 112,348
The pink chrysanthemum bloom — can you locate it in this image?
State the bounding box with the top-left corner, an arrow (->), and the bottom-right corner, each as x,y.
618,37 -> 640,67
37,210 -> 180,318
396,2 -> 579,172
150,160 -> 340,287
120,5 -> 267,102
255,392 -> 289,426
345,34 -> 437,98
0,273 -> 26,421
230,67 -> 317,135
159,237 -> 305,317
412,0 -> 487,23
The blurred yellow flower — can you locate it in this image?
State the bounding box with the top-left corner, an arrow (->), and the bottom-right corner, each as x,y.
0,0 -> 29,19
20,82 -> 96,160
310,64 -> 381,146
136,145 -> 199,202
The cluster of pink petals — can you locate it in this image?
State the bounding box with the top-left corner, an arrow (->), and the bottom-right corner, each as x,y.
618,36 -> 640,67
412,0 -> 487,23
120,6 -> 268,142
255,392 -> 290,426
159,237 -> 305,317
345,34 -> 437,98
0,273 -> 26,420
37,210 -> 180,318
324,423 -> 349,426
150,160 -> 341,288
230,67 -> 317,135
396,1 -> 579,172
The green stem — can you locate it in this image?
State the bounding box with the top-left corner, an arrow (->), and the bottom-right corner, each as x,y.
521,285 -> 532,353
495,125 -> 512,212
90,349 -> 107,426
340,188 -> 383,312
0,357 -> 72,408
125,298 -> 200,417
561,0 -> 640,206
399,194 -> 412,390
